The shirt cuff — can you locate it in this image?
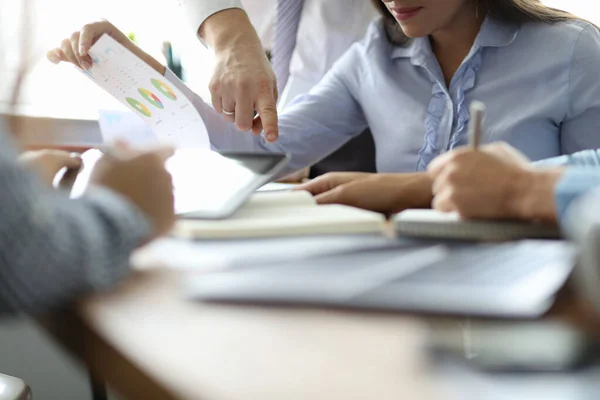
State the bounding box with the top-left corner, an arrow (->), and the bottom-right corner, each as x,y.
81,187 -> 152,248
179,0 -> 244,44
534,150 -> 600,168
555,168 -> 600,225
533,155 -> 569,168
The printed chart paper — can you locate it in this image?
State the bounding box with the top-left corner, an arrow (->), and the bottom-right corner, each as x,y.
98,109 -> 157,146
81,34 -> 210,148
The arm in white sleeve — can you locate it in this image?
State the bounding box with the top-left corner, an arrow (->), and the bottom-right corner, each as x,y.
177,0 -> 243,37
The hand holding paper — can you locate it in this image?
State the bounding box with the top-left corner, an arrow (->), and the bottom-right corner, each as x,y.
48,22 -> 210,149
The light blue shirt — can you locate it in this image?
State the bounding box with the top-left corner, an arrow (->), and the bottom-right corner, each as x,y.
166,17 -> 600,177
537,149 -> 600,224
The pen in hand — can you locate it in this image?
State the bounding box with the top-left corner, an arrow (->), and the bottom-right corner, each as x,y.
468,100 -> 486,150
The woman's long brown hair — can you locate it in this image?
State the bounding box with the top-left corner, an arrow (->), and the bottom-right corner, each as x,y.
371,0 -> 590,45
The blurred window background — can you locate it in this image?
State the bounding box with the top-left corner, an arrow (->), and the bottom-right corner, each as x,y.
0,0 -> 597,118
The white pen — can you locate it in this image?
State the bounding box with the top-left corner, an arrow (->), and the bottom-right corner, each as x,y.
468,100 -> 486,150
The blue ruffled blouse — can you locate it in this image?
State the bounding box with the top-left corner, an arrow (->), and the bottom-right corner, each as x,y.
167,16 -> 600,177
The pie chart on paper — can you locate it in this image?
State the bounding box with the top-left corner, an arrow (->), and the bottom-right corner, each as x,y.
139,88 -> 164,109
126,97 -> 152,118
151,78 -> 177,100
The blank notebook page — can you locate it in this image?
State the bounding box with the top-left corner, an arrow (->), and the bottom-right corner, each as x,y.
173,191 -> 387,239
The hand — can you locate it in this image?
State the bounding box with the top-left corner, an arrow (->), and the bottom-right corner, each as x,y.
313,173 -> 434,214
428,143 -> 561,221
200,9 -> 278,141
46,20 -> 165,75
295,172 -> 374,196
90,146 -> 176,240
278,168 -> 310,183
19,150 -> 82,186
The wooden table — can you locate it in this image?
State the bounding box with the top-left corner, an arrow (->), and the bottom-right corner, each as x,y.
40,244 -> 600,400
42,267 -> 438,400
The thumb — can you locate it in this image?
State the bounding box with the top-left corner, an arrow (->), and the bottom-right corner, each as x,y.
150,145 -> 175,163
112,139 -> 131,151
78,22 -> 108,56
63,154 -> 83,169
427,152 -> 453,176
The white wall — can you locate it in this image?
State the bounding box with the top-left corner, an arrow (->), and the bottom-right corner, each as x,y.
542,0 -> 600,25
1,0 -> 214,118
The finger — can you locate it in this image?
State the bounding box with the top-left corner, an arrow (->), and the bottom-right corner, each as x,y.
51,152 -> 83,169
432,192 -> 456,213
100,140 -> 132,160
55,49 -> 69,63
221,98 -> 236,124
295,176 -> 336,196
211,91 -> 223,114
427,152 -> 454,176
234,92 -> 254,132
431,171 -> 449,196
314,183 -> 362,207
256,83 -> 278,143
314,186 -> 345,205
69,32 -> 91,70
112,140 -> 132,156
68,154 -> 83,169
481,142 -> 514,154
150,146 -> 176,162
251,113 -> 263,136
113,139 -> 131,150
61,38 -> 81,68
46,49 -> 63,64
78,23 -> 102,56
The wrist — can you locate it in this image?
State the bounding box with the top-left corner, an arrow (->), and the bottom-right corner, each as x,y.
387,173 -> 434,214
508,168 -> 564,223
416,172 -> 435,206
199,9 -> 261,53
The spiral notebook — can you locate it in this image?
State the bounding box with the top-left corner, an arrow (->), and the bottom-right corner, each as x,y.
394,209 -> 561,241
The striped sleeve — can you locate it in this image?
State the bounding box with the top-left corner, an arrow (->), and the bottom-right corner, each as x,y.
0,132 -> 151,315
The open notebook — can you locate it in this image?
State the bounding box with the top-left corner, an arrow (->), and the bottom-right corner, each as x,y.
172,191 -> 389,239
394,209 -> 561,241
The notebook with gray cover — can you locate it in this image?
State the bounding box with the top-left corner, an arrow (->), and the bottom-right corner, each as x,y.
394,209 -> 561,241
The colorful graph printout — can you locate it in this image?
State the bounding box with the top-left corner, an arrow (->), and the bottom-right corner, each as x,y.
79,34 -> 209,148
151,78 -> 177,100
138,88 -> 164,109
126,97 -> 152,117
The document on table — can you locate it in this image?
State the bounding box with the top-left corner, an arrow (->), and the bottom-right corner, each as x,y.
80,34 -> 209,148
98,109 -> 157,146
132,235 -> 405,271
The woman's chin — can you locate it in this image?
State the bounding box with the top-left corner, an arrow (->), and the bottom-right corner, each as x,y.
398,24 -> 430,39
